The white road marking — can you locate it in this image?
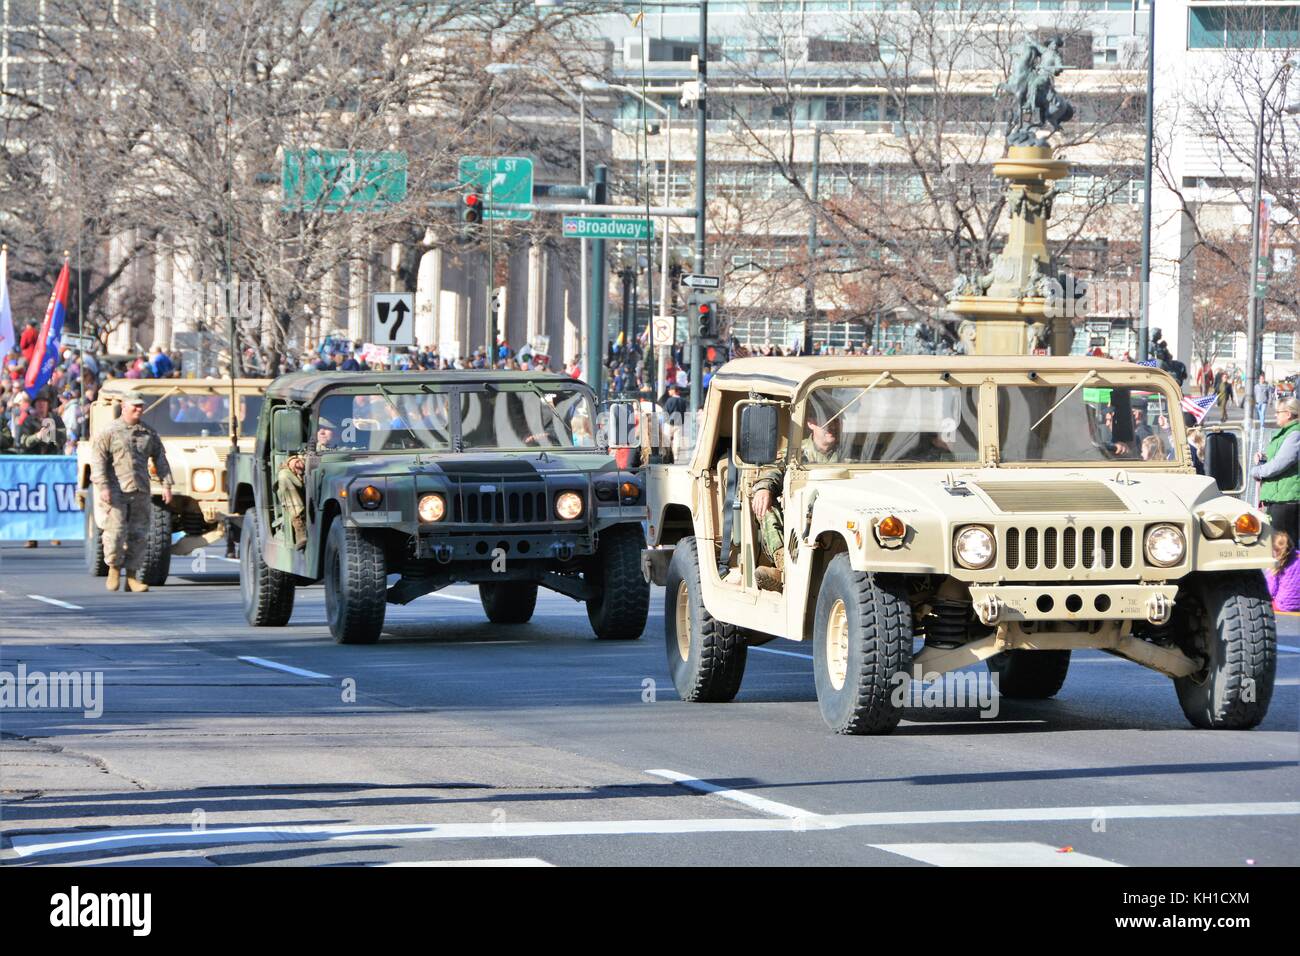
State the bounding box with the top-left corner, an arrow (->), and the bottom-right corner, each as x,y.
647,769 -> 824,821
27,595 -> 83,610
372,858 -> 553,867
11,802 -> 1299,858
422,593 -> 480,604
237,656 -> 331,680
1277,644 -> 1300,653
871,842 -> 1121,867
749,646 -> 813,660
211,556 -> 241,564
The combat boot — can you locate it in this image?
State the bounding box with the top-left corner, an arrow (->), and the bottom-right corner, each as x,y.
106,567 -> 121,591
125,571 -> 149,593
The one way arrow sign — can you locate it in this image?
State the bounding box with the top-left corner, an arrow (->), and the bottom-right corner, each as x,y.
370,293 -> 415,347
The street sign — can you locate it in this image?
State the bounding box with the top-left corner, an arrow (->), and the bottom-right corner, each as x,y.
681,273 -> 721,290
370,293 -> 414,347
562,217 -> 654,241
62,333 -> 96,352
282,149 -> 407,212
458,156 -> 534,221
652,315 -> 675,347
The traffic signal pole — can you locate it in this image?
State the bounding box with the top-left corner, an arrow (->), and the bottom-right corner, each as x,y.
587,165 -> 609,398
689,0 -> 709,416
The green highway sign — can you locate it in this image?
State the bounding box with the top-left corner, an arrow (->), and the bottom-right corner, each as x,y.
458,156 -> 534,221
562,217 -> 654,241
282,149 -> 407,212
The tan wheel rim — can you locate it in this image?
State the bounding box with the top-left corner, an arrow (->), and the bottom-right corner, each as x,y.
826,599 -> 849,691
675,581 -> 692,662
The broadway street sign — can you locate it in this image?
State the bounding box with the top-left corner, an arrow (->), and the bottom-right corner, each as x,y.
562,217 -> 654,241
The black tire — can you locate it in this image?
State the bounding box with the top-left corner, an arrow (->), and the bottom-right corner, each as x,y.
479,582 -> 538,624
324,519 -> 386,645
986,650 -> 1072,699
139,500 -> 173,586
84,508 -> 107,577
812,554 -> 912,735
586,524 -> 650,640
1174,572 -> 1276,730
240,508 -> 295,627
664,537 -> 747,702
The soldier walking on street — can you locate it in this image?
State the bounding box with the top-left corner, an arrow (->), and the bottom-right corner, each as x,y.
91,392 -> 172,592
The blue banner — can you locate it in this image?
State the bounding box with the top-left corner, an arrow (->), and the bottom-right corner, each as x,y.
0,456 -> 82,542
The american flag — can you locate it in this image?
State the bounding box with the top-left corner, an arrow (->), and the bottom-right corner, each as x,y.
1181,393 -> 1216,423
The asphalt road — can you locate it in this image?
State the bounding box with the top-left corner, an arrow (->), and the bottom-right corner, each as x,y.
2,542 -> 1297,868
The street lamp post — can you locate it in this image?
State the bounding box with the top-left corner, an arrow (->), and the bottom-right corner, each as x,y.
1245,57 -> 1297,432
485,62 -> 588,374
1137,0 -> 1155,363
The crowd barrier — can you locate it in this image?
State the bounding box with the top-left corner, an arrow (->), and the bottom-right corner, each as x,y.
0,456 -> 83,542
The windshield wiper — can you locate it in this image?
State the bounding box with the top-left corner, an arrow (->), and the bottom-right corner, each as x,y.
1030,369 -> 1099,431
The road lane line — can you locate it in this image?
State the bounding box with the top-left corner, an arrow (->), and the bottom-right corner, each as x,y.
647,769 -> 822,820
27,595 -> 83,610
237,656 -> 331,680
423,593 -> 480,604
372,858 -> 553,867
750,646 -> 813,660
1277,644 -> 1300,653
871,842 -> 1121,867
12,802 -> 1299,858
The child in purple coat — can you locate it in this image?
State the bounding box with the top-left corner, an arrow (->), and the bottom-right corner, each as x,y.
1267,531 -> 1300,612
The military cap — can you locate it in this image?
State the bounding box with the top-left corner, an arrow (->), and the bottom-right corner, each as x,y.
120,392 -> 148,406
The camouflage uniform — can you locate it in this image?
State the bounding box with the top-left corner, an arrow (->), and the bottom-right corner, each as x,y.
92,416 -> 172,571
17,410 -> 67,455
276,457 -> 307,548
751,437 -> 841,564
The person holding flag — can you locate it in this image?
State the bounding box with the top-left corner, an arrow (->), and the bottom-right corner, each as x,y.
25,255 -> 70,399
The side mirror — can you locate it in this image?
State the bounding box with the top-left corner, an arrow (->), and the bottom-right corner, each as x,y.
736,402 -> 781,466
1205,430 -> 1243,494
271,407 -> 305,453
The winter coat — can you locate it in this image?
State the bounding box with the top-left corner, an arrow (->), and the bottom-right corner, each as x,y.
1267,552 -> 1300,612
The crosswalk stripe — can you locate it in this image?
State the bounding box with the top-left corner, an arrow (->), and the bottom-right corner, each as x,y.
871,841 -> 1121,867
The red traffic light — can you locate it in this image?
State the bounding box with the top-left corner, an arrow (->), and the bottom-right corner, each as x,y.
698,304 -> 709,314
463,191 -> 483,225
464,193 -> 480,206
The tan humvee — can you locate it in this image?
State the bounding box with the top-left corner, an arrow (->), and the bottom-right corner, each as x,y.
78,378 -> 270,585
642,356 -> 1276,734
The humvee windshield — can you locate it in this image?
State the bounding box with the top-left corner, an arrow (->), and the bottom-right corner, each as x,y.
805,386 -> 981,464
141,393 -> 263,437
998,383 -> 1180,463
314,383 -> 597,452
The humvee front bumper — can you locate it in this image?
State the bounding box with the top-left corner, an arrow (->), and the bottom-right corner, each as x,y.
414,531 -> 595,563
968,583 -> 1179,626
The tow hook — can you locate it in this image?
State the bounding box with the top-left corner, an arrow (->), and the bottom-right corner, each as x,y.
431,544 -> 453,564
974,594 -> 1003,625
552,541 -> 575,561
1145,593 -> 1172,626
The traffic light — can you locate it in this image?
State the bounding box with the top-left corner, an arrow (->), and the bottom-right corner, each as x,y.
462,189 -> 483,226
691,294 -> 718,340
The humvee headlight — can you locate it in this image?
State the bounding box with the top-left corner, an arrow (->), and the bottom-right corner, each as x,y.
191,468 -> 216,493
418,494 -> 446,523
555,491 -> 583,520
1234,513 -> 1262,538
1145,524 -> 1185,567
954,526 -> 996,569
357,485 -> 383,510
876,515 -> 906,539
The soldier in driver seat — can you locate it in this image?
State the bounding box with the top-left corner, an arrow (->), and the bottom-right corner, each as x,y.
749,412 -> 842,591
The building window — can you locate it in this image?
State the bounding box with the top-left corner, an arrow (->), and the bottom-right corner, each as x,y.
1094,35 -> 1121,66
1189,5 -> 1300,50
1272,332 -> 1295,361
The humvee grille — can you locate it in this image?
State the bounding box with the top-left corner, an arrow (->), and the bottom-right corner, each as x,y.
453,486 -> 549,525
977,481 -> 1127,512
1004,525 -> 1134,571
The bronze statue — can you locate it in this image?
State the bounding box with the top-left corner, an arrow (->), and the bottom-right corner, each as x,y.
999,35 -> 1075,145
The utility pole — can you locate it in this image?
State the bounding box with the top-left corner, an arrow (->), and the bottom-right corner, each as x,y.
587,165 -> 608,397
1137,0 -> 1154,363
689,0 -> 709,415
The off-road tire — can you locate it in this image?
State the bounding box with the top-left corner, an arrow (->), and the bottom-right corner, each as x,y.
479,582 -> 538,624
139,501 -> 173,586
84,508 -> 107,577
586,524 -> 650,640
1175,572 -> 1276,730
324,520 -> 386,645
665,537 -> 747,702
813,554 -> 912,735
240,508 -> 295,627
986,650 -> 1071,699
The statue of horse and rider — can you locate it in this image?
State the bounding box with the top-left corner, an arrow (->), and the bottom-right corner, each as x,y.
1000,35 -> 1075,145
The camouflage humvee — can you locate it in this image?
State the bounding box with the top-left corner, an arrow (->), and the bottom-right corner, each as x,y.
642,356 -> 1276,734
227,370 -> 650,644
79,378 -> 270,585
